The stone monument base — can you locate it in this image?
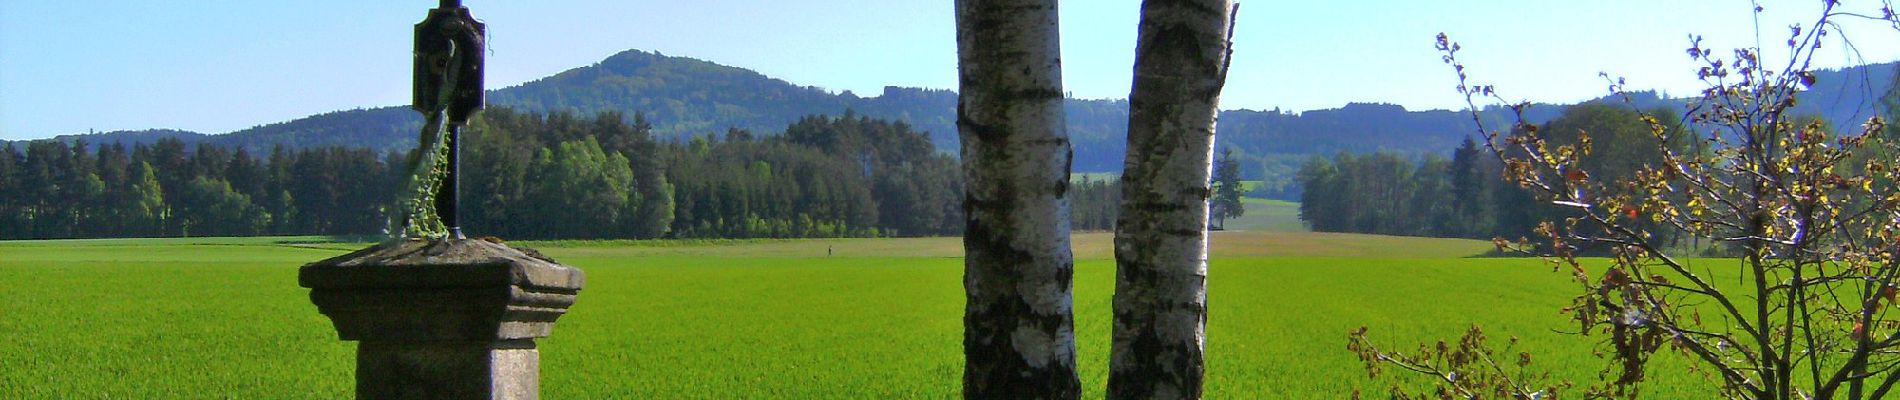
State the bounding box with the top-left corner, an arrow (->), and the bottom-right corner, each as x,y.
301,238 -> 583,400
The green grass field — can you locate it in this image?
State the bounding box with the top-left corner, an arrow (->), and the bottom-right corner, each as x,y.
1220,197 -> 1304,232
0,229 -> 1710,398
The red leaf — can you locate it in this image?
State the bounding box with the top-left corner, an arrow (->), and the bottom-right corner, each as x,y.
1566,169 -> 1587,182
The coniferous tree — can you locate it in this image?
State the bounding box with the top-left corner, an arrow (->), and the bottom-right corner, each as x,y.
224,147 -> 265,201
1448,137 -> 1495,238
0,143 -> 20,237
464,111 -> 534,236
148,138 -> 188,235
21,141 -> 65,237
625,113 -> 674,238
263,144 -> 298,234
1210,147 -> 1246,228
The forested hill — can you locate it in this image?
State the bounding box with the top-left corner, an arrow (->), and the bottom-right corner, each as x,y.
23,129 -> 209,149
17,49 -> 1898,194
492,49 -> 905,143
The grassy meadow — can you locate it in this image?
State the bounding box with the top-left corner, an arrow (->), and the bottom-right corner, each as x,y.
0,214 -> 1715,397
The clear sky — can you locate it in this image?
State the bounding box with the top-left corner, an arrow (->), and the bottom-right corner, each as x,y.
4,1 -> 1899,141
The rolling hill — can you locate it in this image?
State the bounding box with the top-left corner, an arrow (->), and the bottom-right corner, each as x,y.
14,49 -> 1898,198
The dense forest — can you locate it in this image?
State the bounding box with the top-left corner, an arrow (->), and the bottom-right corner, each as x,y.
1295,102 -> 1697,240
12,52 -> 1896,240
0,138 -> 392,239
51,50 -> 1891,200
0,109 -> 1121,240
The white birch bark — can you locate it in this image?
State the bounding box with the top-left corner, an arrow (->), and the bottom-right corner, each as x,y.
955,0 -> 1081,397
1108,0 -> 1235,399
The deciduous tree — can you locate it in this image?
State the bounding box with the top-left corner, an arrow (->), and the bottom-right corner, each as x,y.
1354,4 -> 1900,398
1109,0 -> 1236,398
954,0 -> 1081,396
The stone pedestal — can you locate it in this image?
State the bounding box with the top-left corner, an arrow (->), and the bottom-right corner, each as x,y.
300,239 -> 583,400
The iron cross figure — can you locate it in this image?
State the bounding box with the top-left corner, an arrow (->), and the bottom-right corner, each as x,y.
415,0 -> 483,122
402,0 -> 484,239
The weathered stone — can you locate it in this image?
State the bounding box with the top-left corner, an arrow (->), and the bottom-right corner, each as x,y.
301,238 -> 583,400
355,341 -> 537,399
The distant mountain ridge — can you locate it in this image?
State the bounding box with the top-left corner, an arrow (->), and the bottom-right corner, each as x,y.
13,50 -> 1898,194
34,128 -> 208,147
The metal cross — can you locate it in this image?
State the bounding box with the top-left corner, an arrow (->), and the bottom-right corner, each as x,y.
413,0 -> 484,238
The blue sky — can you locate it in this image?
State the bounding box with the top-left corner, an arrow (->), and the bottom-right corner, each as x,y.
4,0 -> 1898,140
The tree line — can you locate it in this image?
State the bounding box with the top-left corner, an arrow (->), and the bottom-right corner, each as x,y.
1296,102 -> 1691,240
0,108 -> 1124,240
0,137 -> 394,239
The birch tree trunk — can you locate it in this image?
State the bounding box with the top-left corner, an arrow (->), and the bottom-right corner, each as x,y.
1108,1 -> 1234,398
954,0 -> 1081,397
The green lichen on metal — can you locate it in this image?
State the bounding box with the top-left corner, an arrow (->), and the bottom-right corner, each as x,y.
390,60 -> 462,239
393,111 -> 453,239
390,2 -> 483,240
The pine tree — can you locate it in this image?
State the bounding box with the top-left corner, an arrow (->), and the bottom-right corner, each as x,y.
1209,147 -> 1246,229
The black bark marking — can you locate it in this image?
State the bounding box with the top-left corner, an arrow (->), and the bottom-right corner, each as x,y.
961,3 -> 1053,35
1054,146 -> 1073,199
1161,228 -> 1203,237
1021,137 -> 1070,147
1127,201 -> 1190,214
963,189 -> 1081,398
1003,88 -> 1067,102
957,104 -> 1010,145
958,1 -> 1078,396
1108,249 -> 1208,400
1064,146 -> 1074,180
1186,186 -> 1212,200
1145,0 -> 1224,17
